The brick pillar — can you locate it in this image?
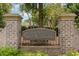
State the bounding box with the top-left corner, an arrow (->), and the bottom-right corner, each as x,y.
58,14 -> 76,53
3,13 -> 21,48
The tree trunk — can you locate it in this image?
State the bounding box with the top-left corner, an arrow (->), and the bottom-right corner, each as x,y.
38,3 -> 43,27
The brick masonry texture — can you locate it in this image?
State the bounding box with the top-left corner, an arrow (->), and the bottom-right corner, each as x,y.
58,14 -> 79,53
0,14 -> 21,48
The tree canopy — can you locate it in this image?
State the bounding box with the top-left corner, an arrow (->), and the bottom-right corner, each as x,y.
0,3 -> 11,28
67,3 -> 79,28
21,3 -> 71,29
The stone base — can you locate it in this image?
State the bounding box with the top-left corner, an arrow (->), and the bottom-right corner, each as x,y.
20,46 -> 61,56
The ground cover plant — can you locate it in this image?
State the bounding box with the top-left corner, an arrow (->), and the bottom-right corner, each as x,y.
64,49 -> 79,56
0,47 -> 48,56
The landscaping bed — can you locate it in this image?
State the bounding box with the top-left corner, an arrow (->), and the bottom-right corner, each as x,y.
0,47 -> 48,56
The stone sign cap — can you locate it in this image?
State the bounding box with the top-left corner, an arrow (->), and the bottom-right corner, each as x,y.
59,13 -> 76,21
22,28 -> 56,40
3,13 -> 22,21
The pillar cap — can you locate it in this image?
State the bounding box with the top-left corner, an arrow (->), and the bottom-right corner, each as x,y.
59,13 -> 76,21
3,13 -> 22,21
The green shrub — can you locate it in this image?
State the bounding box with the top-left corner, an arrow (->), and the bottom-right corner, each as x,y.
17,51 -> 48,56
0,47 -> 19,56
34,51 -> 48,56
0,47 -> 48,56
65,49 -> 79,56
0,10 -> 5,28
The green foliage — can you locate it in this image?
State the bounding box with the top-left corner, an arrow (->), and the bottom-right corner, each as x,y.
0,9 -> 5,28
21,26 -> 27,31
0,47 -> 19,56
74,16 -> 79,28
22,3 -> 44,27
44,4 -> 70,29
65,49 -> 79,56
0,3 -> 11,14
67,3 -> 79,14
18,51 -> 48,56
67,3 -> 79,29
22,3 -> 71,29
0,3 -> 11,28
0,47 -> 48,56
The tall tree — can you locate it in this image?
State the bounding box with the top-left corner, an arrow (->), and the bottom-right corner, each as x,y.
67,3 -> 79,28
22,3 -> 70,29
43,3 -> 70,29
38,3 -> 44,27
22,3 -> 38,26
0,3 -> 11,28
22,3 -> 44,27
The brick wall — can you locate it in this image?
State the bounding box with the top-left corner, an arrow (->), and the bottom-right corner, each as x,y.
58,14 -> 79,53
0,13 -> 79,55
0,13 -> 21,48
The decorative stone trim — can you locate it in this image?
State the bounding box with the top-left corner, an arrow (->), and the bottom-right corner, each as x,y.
59,13 -> 76,21
3,13 -> 22,21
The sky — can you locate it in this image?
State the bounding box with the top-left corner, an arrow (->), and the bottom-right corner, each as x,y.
11,3 -> 31,21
